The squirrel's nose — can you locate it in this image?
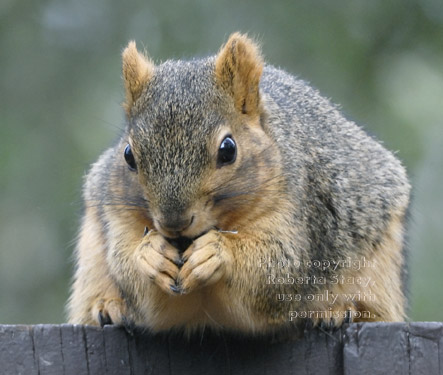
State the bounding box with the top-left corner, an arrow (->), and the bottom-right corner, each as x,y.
158,215 -> 194,233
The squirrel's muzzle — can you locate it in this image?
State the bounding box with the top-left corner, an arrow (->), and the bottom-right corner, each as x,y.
156,214 -> 194,236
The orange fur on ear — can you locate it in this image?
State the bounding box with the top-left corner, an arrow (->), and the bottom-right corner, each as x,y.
122,41 -> 154,115
215,32 -> 264,116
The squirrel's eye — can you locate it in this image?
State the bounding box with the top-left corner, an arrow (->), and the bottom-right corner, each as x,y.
217,136 -> 236,166
124,144 -> 137,171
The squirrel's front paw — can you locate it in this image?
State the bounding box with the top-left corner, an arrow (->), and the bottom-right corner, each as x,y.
177,229 -> 233,294
135,229 -> 181,295
92,298 -> 127,326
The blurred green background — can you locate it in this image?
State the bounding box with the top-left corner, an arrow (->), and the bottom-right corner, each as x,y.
1,0 -> 442,323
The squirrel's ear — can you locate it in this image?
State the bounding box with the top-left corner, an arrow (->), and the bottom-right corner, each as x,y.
122,41 -> 154,115
215,33 -> 263,116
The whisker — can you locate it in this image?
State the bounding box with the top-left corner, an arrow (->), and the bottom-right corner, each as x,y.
84,203 -> 146,210
83,195 -> 150,213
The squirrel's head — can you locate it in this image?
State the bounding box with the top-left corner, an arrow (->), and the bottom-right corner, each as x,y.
120,33 -> 283,239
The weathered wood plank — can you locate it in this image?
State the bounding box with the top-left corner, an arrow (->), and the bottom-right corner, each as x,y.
103,325 -> 131,375
0,325 -> 37,375
60,324 -> 89,375
127,329 -> 170,374
33,324 -> 65,375
0,323 -> 442,374
305,328 -> 344,375
343,322 -> 443,375
84,325 -> 107,375
408,322 -> 443,375
168,331 -> 231,375
343,322 -> 409,375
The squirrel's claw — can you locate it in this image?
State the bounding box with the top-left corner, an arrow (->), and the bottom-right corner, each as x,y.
121,316 -> 136,336
304,319 -> 314,332
170,283 -> 183,294
98,310 -> 113,327
319,318 -> 337,332
94,297 -> 129,329
98,309 -> 135,336
343,308 -> 354,324
173,257 -> 185,268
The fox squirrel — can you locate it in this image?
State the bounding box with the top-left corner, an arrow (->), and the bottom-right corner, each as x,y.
67,33 -> 411,335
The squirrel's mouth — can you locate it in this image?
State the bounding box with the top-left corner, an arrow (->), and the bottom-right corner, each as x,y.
166,236 -> 193,253
165,228 -> 211,253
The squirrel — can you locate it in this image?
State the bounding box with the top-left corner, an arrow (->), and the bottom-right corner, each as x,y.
67,32 -> 411,335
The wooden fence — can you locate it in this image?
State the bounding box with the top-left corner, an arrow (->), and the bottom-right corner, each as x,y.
0,322 -> 442,374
